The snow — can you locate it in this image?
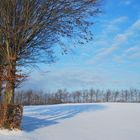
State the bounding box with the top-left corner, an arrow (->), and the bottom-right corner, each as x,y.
0,103 -> 140,140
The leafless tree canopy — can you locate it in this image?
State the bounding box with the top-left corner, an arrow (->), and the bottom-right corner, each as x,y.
0,0 -> 100,104
0,0 -> 100,65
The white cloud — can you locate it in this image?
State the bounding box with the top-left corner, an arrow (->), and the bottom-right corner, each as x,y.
111,16 -> 128,24
87,46 -> 117,64
121,0 -> 131,5
129,52 -> 140,59
22,65 -> 140,91
22,67 -> 107,91
131,19 -> 140,29
87,18 -> 140,64
87,33 -> 129,64
113,46 -> 140,63
125,47 -> 140,54
102,16 -> 128,33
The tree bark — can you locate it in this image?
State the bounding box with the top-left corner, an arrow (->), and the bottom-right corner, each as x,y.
5,62 -> 16,104
0,79 -> 2,103
0,104 -> 23,129
0,67 -> 3,104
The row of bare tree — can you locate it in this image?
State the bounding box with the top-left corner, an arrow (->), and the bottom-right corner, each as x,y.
6,89 -> 140,105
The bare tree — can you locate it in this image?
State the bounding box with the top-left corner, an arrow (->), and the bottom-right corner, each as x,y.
105,89 -> 111,102
0,0 -> 100,104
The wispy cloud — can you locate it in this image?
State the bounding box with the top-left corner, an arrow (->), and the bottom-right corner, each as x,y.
125,47 -> 140,53
113,46 -> 140,63
130,52 -> 140,58
22,67 -> 107,91
22,64 -> 140,91
87,18 -> 140,64
131,19 -> 140,29
126,46 -> 140,59
101,16 -> 128,34
120,0 -> 131,5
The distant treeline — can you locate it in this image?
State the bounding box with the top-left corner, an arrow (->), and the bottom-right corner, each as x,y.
11,89 -> 140,105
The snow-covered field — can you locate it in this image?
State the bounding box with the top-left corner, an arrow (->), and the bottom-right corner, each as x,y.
0,103 -> 140,140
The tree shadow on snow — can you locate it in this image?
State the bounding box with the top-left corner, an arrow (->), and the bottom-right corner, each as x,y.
21,104 -> 107,132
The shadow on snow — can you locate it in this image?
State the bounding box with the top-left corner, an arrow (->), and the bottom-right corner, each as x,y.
21,104 -> 106,132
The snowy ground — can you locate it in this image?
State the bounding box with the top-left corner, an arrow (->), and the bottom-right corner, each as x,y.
0,103 -> 140,140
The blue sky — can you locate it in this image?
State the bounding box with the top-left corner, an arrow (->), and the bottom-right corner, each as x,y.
22,0 -> 140,92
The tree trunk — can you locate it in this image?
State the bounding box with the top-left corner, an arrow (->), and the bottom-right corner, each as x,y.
0,67 -> 3,104
5,62 -> 16,104
5,81 -> 15,104
0,104 -> 23,129
0,60 -> 23,130
0,79 -> 2,103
